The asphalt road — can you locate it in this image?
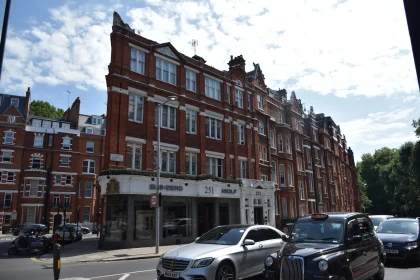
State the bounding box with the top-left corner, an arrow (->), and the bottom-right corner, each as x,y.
0,238 -> 419,280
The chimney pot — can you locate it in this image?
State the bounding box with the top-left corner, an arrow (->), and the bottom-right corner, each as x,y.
230,55 -> 233,60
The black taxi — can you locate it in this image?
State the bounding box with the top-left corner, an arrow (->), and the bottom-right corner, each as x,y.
263,213 -> 386,280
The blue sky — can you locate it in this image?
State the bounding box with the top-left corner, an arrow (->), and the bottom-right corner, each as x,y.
0,0 -> 419,162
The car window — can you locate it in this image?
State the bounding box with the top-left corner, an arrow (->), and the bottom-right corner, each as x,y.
291,221 -> 344,244
245,229 -> 261,242
357,217 -> 374,239
196,226 -> 247,245
377,221 -> 419,234
260,228 -> 282,240
347,219 -> 361,238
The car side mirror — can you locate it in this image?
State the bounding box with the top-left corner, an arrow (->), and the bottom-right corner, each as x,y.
243,239 -> 255,246
281,235 -> 289,242
350,235 -> 362,243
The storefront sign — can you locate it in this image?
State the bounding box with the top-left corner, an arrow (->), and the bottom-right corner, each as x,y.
110,153 -> 124,162
149,184 -> 184,191
198,186 -> 240,198
221,188 -> 237,194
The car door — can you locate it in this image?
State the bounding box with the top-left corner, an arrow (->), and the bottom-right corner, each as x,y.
357,217 -> 380,279
258,227 -> 285,257
241,228 -> 263,278
346,218 -> 367,279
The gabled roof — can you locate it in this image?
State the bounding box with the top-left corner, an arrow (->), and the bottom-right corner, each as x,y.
152,42 -> 186,64
0,94 -> 26,118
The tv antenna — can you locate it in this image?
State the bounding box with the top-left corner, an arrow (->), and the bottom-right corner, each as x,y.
191,39 -> 198,55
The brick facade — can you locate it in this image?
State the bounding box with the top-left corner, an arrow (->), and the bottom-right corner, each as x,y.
0,89 -> 105,233
102,16 -> 360,230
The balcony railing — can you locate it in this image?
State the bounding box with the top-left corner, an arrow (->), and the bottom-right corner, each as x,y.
49,202 -> 71,209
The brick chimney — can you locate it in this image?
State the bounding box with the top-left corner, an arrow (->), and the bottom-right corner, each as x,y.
63,97 -> 81,128
24,87 -> 31,120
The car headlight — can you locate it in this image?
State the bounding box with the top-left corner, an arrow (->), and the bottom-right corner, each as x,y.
405,242 -> 418,248
318,260 -> 328,271
265,256 -> 274,267
191,257 -> 214,268
158,255 -> 163,265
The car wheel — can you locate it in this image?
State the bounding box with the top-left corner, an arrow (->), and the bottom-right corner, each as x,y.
374,262 -> 385,280
215,262 -> 235,280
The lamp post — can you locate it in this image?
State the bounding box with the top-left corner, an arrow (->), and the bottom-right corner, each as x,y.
156,96 -> 178,254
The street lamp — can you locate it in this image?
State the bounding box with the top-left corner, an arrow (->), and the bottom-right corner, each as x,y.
156,95 -> 178,254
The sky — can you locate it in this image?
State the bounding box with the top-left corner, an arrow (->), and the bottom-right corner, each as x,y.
0,0 -> 419,163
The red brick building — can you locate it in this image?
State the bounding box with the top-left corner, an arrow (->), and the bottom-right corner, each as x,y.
98,13 -> 359,248
0,89 -> 105,233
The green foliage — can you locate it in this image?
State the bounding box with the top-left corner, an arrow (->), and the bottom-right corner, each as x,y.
358,142 -> 420,216
356,163 -> 371,212
30,100 -> 65,119
414,118 -> 420,137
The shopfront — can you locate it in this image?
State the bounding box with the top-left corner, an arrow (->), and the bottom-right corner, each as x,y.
99,175 -> 275,248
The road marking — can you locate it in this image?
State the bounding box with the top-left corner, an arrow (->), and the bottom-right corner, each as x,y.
90,269 -> 156,279
118,274 -> 130,280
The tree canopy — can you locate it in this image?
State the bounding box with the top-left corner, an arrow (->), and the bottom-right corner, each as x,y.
30,100 -> 65,119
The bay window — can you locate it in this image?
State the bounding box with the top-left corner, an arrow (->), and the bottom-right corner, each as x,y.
277,135 -> 283,152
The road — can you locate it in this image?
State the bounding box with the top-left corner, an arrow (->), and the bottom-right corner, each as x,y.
0,237 -> 419,280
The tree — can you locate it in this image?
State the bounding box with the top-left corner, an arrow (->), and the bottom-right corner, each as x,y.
413,118 -> 420,137
30,100 -> 65,119
356,164 -> 371,212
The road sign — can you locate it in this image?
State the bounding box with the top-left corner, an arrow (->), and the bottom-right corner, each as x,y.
11,210 -> 16,220
150,194 -> 158,208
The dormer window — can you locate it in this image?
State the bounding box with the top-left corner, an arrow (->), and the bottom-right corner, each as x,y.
7,116 -> 15,123
62,123 -> 71,129
52,122 -> 60,128
32,119 -> 42,127
85,127 -> 94,134
42,121 -> 51,128
92,117 -> 101,125
10,98 -> 19,107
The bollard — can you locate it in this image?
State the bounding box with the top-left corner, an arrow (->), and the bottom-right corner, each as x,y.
53,243 -> 61,280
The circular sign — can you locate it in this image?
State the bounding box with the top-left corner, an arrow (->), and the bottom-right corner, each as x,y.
11,210 -> 17,220
150,194 -> 158,208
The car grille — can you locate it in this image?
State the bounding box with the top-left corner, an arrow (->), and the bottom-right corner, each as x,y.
162,258 -> 190,271
280,256 -> 304,280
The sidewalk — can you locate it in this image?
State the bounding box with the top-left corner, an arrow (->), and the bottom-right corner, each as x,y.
36,238 -> 180,264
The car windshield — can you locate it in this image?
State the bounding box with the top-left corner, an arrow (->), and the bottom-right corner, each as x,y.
376,221 -> 419,234
196,226 -> 247,245
290,221 -> 344,244
370,217 -> 386,227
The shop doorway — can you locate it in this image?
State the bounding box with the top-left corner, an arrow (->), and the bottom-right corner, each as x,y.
198,203 -> 214,236
254,207 -> 264,225
219,205 -> 229,225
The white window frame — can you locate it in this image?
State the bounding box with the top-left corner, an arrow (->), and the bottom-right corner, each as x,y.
82,160 -> 95,174
307,148 -> 312,164
298,157 -> 303,171
261,175 -> 269,181
83,206 -> 91,222
237,124 -> 245,145
27,207 -> 35,223
186,110 -> 197,134
4,193 -> 12,208
288,165 -> 293,187
64,195 -> 71,208
60,155 -> 70,167
154,150 -> 176,173
239,160 -> 247,178
205,117 -> 222,140
206,157 -> 223,177
29,180 -> 38,197
205,77 -> 221,101
308,173 -> 314,191
263,146 -> 268,161
7,116 -> 15,123
277,135 -> 283,152
271,161 -> 277,183
4,131 -> 14,145
34,135 -> 43,148
186,70 -> 196,92
258,120 -> 265,135
128,94 -> 144,123
130,48 -> 145,74
235,89 -> 244,108
315,149 -> 319,159
55,175 -> 61,185
278,113 -> 283,123
279,164 -> 286,186
257,95 -> 263,109
186,152 -> 197,175
11,98 -> 19,107
295,137 -> 301,151
156,58 -> 177,85
85,182 -> 93,198
6,172 -> 14,183
226,85 -> 231,104
85,127 -> 94,134
313,128 -> 317,141
32,119 -> 42,127
247,93 -> 252,109
32,156 -> 42,169
300,181 -> 305,200
86,141 -> 94,153
52,122 -> 60,128
62,123 -> 70,129
42,120 -> 51,128
62,137 -> 71,150
1,151 -> 12,163
295,118 -> 299,131
286,136 -> 291,154
155,104 -> 176,130
270,130 -> 275,148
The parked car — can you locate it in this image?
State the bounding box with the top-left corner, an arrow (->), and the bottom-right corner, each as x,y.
263,212 -> 385,280
13,224 -> 48,236
163,218 -> 191,237
54,224 -> 83,243
369,215 -> 394,231
156,224 -> 286,280
375,217 -> 420,261
81,226 -> 91,234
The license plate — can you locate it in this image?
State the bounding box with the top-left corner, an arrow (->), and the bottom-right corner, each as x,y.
164,272 -> 180,279
384,249 -> 399,254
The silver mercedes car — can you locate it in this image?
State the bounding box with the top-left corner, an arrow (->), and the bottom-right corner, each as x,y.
156,224 -> 286,280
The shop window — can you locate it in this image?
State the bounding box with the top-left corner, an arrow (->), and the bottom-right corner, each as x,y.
163,197 -> 192,239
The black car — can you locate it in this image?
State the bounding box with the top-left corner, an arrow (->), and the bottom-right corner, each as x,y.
264,213 -> 385,280
376,217 -> 420,261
